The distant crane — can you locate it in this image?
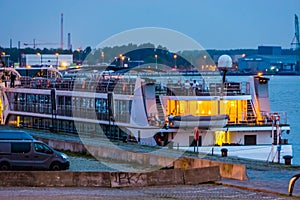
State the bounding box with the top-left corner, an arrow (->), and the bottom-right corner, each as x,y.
23,39 -> 59,49
291,14 -> 300,50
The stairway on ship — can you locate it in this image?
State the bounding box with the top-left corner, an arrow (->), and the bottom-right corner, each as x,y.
155,95 -> 165,124
246,100 -> 256,123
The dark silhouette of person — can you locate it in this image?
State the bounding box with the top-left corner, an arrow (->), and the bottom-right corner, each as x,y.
2,72 -> 7,87
10,71 -> 16,88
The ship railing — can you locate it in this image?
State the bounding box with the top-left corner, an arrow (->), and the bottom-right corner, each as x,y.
260,111 -> 288,125
163,81 -> 249,96
18,78 -> 136,95
226,111 -> 288,126
226,115 -> 257,126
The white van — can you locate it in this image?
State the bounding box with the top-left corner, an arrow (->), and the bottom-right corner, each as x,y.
0,139 -> 70,170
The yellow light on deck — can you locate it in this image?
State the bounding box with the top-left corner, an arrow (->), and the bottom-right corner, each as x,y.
61,62 -> 68,67
215,131 -> 226,146
26,65 -> 31,68
17,116 -> 20,127
257,72 -> 263,76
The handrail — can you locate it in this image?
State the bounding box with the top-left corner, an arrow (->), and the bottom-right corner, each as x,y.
288,174 -> 300,196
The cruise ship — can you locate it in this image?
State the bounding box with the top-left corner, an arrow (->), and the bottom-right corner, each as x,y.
0,55 -> 292,163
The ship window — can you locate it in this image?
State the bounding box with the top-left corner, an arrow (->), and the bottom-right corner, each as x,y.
244,135 -> 256,145
65,97 -> 71,105
58,96 -> 64,106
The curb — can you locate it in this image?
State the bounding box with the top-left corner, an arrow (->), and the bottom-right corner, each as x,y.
219,182 -> 298,198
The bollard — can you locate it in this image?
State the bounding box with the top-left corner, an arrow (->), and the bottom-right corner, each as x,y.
221,148 -> 228,157
283,155 -> 293,165
168,141 -> 173,149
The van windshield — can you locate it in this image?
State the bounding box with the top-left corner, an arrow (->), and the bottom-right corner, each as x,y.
34,142 -> 53,154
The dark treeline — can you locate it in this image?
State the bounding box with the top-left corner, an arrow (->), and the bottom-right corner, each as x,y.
1,43 -> 298,69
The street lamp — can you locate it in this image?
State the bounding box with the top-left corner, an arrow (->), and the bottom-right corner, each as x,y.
173,54 -> 177,68
154,54 -> 158,69
36,52 -> 42,65
119,54 -> 125,68
77,48 -> 81,64
55,52 -> 59,68
1,52 -> 6,68
101,51 -> 105,63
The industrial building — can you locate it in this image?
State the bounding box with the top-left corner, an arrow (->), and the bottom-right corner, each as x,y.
238,46 -> 299,74
20,54 -> 73,69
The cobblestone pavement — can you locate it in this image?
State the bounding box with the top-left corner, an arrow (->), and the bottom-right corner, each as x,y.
0,184 -> 295,200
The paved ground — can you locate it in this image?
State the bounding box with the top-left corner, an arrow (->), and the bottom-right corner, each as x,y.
0,184 -> 295,200
1,126 -> 300,198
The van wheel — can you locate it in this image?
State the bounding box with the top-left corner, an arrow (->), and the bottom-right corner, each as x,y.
50,162 -> 61,171
0,162 -> 10,171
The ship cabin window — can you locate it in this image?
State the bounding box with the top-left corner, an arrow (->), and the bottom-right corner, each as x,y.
95,98 -> 108,113
167,99 -> 248,124
65,97 -> 71,105
244,135 -> 257,145
58,96 -> 65,106
19,93 -> 25,104
113,100 -> 132,123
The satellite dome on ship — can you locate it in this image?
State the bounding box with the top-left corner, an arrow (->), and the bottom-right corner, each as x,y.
218,55 -> 232,68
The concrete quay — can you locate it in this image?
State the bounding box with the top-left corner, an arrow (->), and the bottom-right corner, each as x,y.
0,167 -> 220,188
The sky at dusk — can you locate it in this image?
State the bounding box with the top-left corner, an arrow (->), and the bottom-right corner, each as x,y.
1,0 -> 299,50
